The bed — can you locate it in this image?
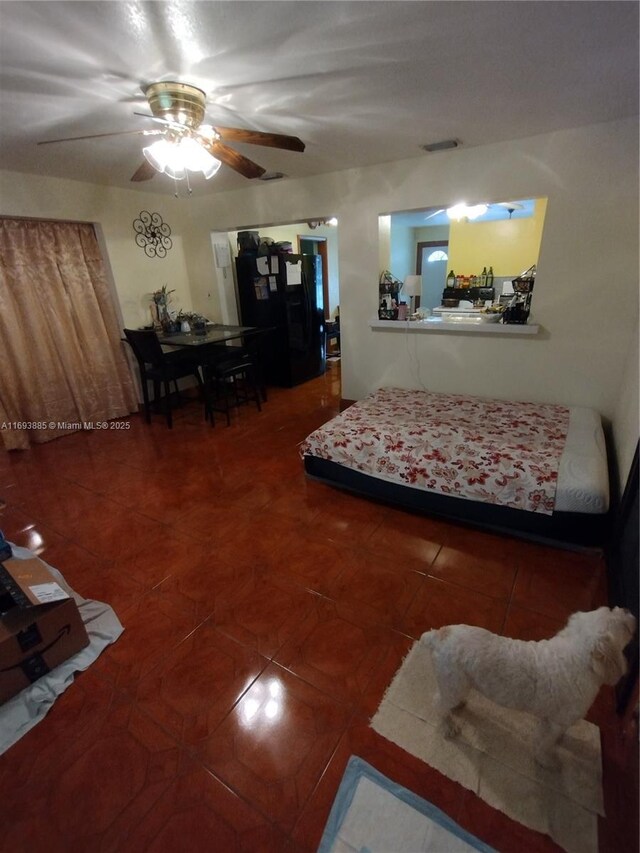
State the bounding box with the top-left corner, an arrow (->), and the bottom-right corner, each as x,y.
300,387 -> 610,548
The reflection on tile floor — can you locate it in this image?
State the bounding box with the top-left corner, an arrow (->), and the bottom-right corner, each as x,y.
0,362 -> 635,852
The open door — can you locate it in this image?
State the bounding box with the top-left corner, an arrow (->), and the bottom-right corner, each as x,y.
299,236 -> 330,320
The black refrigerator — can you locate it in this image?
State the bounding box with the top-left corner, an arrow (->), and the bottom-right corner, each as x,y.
235,252 -> 326,387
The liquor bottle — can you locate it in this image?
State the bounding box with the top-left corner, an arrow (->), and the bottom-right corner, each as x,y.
480,267 -> 488,287
487,266 -> 494,286
446,270 -> 456,288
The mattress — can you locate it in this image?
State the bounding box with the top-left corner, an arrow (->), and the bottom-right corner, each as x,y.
301,390 -> 609,517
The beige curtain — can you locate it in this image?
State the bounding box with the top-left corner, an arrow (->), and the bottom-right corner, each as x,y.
0,219 -> 138,450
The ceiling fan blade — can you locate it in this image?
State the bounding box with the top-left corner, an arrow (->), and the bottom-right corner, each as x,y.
212,126 -> 305,152
130,160 -> 157,182
37,129 -> 159,145
205,141 -> 266,179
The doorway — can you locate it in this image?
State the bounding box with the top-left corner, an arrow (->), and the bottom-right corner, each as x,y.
416,240 -> 449,313
299,236 -> 330,320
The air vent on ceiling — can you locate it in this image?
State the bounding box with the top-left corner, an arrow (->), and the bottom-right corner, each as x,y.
259,171 -> 286,181
421,139 -> 460,153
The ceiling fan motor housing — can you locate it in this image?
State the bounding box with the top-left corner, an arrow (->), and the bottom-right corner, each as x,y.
144,82 -> 206,129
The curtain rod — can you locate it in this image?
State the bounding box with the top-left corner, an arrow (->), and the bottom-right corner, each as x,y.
0,214 -> 94,226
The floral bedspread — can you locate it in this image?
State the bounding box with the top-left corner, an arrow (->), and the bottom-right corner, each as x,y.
300,388 -> 570,514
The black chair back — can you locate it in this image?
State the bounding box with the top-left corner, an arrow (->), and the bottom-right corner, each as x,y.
123,329 -> 165,367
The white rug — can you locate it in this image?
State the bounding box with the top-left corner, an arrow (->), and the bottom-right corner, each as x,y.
319,756 -> 495,853
0,544 -> 124,755
370,641 -> 603,853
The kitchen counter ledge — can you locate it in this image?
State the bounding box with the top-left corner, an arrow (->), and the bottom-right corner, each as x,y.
370,318 -> 540,335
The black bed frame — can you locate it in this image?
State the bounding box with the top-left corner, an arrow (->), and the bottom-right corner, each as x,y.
304,456 -> 610,550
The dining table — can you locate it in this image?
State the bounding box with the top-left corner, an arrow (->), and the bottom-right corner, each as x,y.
156,323 -> 271,400
156,323 -> 260,348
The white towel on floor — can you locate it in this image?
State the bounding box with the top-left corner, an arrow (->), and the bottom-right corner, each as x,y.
0,544 -> 124,755
370,641 -> 603,853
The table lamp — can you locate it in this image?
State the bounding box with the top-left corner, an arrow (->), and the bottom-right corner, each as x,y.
403,275 -> 422,313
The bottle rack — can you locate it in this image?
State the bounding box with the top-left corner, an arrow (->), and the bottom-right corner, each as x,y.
378,270 -> 403,319
503,275 -> 535,324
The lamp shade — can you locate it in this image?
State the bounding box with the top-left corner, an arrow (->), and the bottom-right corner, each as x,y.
179,137 -> 221,179
143,136 -> 221,180
143,139 -> 186,180
403,275 -> 422,297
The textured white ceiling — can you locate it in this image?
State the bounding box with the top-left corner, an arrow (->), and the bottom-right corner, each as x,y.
0,1 -> 637,196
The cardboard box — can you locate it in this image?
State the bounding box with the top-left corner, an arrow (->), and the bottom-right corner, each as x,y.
0,557 -> 89,704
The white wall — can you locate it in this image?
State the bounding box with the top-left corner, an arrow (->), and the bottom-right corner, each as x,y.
181,117 -> 638,486
1,117 -> 637,488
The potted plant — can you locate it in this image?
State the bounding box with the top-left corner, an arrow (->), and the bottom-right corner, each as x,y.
176,310 -> 208,334
191,314 -> 207,335
151,285 -> 176,328
176,309 -> 191,332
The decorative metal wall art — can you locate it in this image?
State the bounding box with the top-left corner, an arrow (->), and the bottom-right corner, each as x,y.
133,211 -> 172,258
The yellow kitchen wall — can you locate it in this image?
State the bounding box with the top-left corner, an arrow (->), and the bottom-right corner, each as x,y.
447,198 -> 547,276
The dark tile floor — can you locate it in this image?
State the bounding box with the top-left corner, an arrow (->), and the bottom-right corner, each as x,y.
0,363 -> 637,852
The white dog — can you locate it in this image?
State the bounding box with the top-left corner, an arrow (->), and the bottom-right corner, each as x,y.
421,606 -> 636,767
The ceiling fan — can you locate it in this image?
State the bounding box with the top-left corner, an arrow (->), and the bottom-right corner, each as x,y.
423,201 -> 525,221
37,81 -> 305,183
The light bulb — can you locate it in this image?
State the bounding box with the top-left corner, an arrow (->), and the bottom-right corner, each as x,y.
143,139 -> 186,180
179,137 -> 221,179
466,204 -> 488,220
446,203 -> 488,221
143,136 -> 221,180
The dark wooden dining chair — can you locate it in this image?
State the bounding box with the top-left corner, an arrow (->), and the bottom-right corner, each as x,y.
205,338 -> 268,403
201,348 -> 262,427
123,329 -> 206,429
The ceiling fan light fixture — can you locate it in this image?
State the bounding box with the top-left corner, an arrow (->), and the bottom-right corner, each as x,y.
143,138 -> 180,176
178,136 -> 221,179
307,217 -> 338,229
446,202 -> 488,221
197,125 -> 219,141
143,136 -> 221,180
